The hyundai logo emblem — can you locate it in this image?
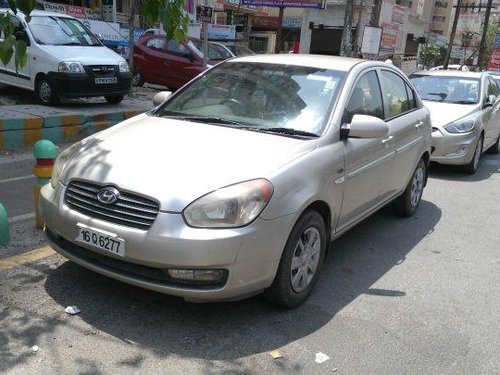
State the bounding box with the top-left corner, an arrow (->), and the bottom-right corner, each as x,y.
97,187 -> 120,205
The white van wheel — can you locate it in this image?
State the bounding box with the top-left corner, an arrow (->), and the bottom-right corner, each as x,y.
36,78 -> 59,105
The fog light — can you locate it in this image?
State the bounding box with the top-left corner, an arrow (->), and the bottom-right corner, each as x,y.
444,144 -> 468,157
167,269 -> 226,282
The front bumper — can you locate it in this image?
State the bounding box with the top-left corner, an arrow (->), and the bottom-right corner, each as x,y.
40,183 -> 295,302
430,126 -> 481,165
47,71 -> 132,98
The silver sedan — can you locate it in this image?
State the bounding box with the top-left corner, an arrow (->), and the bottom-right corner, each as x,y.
40,55 -> 431,307
409,70 -> 500,173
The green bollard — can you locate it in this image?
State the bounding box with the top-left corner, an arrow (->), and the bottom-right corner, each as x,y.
0,203 -> 9,245
33,140 -> 58,229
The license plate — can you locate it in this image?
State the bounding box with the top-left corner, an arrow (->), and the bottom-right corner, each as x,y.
95,77 -> 117,84
75,225 -> 125,256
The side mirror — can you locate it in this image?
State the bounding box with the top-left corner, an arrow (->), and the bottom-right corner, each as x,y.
485,94 -> 497,108
153,91 -> 172,107
15,30 -> 30,46
341,114 -> 389,140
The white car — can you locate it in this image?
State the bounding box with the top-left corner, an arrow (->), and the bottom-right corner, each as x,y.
410,70 -> 500,173
0,10 -> 131,105
429,64 -> 470,71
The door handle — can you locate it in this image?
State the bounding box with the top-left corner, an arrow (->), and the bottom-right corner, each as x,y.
381,136 -> 394,147
415,121 -> 425,129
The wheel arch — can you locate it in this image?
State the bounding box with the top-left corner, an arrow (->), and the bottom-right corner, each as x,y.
301,200 -> 332,250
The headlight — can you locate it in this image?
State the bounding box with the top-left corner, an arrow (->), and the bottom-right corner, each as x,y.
58,61 -> 85,73
119,61 -> 129,72
444,120 -> 475,133
50,142 -> 81,189
183,179 -> 273,228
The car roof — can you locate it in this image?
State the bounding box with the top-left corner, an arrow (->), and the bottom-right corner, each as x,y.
411,70 -> 484,78
229,54 -> 368,72
0,9 -> 76,20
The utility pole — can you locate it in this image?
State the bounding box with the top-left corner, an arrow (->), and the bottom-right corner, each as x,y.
443,0 -> 463,69
340,0 -> 354,56
478,0 -> 494,70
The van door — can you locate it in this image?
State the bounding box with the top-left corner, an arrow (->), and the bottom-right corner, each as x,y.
0,15 -> 31,88
336,69 -> 395,232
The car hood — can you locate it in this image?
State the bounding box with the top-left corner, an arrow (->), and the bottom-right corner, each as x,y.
40,45 -> 126,65
63,115 -> 317,212
423,100 -> 480,127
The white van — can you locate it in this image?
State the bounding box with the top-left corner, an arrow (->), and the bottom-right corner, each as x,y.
0,10 -> 131,105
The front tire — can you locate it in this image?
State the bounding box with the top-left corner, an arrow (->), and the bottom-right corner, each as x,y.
36,77 -> 59,105
393,158 -> 426,217
462,136 -> 483,174
263,211 -> 326,308
488,134 -> 500,154
105,95 -> 124,104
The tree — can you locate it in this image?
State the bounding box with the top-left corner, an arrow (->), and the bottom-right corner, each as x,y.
420,44 -> 441,68
340,0 -> 354,56
0,0 -> 37,72
0,0 -> 189,75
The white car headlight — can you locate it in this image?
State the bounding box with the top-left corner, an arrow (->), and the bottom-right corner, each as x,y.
50,142 -> 81,189
119,61 -> 129,73
183,179 -> 273,228
444,119 -> 475,134
58,61 -> 85,73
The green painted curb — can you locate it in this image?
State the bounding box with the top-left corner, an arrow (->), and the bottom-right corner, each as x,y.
0,203 -> 9,245
33,139 -> 58,159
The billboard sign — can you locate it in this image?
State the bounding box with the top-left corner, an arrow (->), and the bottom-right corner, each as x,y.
241,0 -> 325,9
361,26 -> 382,55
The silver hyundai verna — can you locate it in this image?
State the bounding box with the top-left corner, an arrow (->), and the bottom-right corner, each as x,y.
409,71 -> 500,174
40,55 -> 432,307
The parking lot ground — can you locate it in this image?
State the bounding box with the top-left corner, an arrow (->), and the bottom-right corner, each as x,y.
0,150 -> 499,374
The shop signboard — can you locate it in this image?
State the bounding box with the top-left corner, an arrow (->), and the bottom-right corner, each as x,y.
241,0 -> 325,9
196,5 -> 214,23
391,4 -> 405,25
361,26 -> 382,55
207,24 -> 236,40
494,33 -> 500,49
41,1 -> 67,14
380,23 -> 398,53
66,5 -> 86,19
488,48 -> 500,71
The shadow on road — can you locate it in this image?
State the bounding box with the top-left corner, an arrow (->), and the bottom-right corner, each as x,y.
12,200 -> 443,368
428,153 -> 499,182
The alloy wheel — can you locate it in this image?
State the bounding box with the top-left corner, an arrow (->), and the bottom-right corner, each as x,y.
410,166 -> 424,207
290,227 -> 321,293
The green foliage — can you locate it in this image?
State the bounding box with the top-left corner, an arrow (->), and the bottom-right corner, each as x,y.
421,44 -> 442,67
140,0 -> 189,42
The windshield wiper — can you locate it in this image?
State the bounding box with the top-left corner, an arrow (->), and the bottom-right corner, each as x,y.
163,115 -> 245,126
247,127 -> 319,138
58,42 -> 82,46
450,100 -> 475,104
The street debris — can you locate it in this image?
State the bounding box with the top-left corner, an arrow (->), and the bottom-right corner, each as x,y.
30,345 -> 39,352
64,305 -> 81,315
270,350 -> 282,359
315,352 -> 330,364
332,368 -> 338,372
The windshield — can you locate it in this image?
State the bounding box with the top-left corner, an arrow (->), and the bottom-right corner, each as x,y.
226,44 -> 255,56
191,41 -> 232,61
158,62 -> 345,137
28,16 -> 101,46
409,75 -> 480,104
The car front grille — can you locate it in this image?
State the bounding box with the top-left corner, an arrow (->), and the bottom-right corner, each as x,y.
88,65 -> 117,76
65,180 -> 159,230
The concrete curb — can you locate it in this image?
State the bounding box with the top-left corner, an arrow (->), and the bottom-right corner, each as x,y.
0,105 -> 147,151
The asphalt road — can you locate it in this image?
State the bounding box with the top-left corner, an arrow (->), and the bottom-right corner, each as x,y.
1,149 -> 499,374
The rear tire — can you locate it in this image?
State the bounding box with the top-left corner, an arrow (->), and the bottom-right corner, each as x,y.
263,210 -> 326,308
105,95 -> 124,104
462,136 -> 483,174
36,77 -> 59,106
393,158 -> 426,217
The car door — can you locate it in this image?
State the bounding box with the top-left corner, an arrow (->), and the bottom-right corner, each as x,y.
482,77 -> 500,148
165,40 -> 203,89
135,37 -> 169,86
336,69 -> 395,232
379,69 -> 430,194
0,15 -> 31,88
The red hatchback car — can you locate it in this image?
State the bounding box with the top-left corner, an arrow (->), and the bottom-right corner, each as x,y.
133,35 -> 218,90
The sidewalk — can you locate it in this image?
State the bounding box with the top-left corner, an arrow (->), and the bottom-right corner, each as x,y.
0,85 -> 161,151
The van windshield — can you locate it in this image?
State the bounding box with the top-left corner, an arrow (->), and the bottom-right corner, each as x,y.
28,16 -> 101,46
